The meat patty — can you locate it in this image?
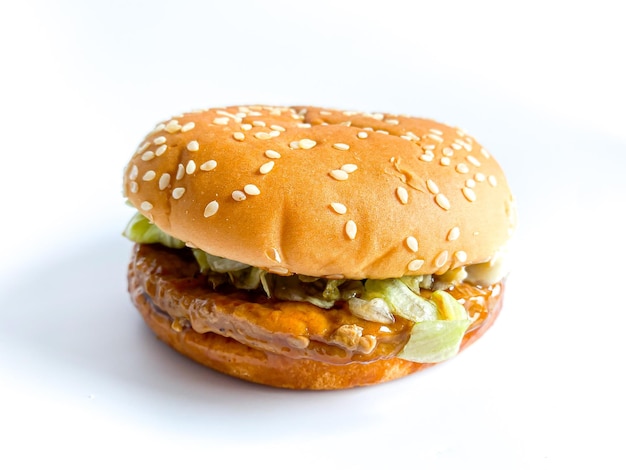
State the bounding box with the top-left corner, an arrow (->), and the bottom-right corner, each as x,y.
128,243 -> 501,365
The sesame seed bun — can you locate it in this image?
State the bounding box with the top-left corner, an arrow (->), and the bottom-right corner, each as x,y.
123,105 -> 515,279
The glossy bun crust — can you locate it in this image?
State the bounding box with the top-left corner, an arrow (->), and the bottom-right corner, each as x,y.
123,105 -> 516,279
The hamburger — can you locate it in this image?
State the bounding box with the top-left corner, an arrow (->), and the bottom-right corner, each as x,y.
122,105 -> 516,390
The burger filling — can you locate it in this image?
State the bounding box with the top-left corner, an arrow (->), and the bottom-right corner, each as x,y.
124,212 -> 505,363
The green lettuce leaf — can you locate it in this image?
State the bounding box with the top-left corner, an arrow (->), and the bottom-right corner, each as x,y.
397,290 -> 471,363
123,212 -> 185,249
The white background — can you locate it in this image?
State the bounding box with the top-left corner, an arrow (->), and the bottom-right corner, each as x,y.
1,1 -> 625,469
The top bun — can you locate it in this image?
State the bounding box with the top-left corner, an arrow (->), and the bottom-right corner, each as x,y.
123,105 -> 516,279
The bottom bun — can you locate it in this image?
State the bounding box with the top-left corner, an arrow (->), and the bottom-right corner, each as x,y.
131,273 -> 503,390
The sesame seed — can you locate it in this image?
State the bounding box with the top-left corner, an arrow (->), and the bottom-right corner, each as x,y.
375,129 -> 389,135
259,161 -> 275,174
341,163 -> 358,173
332,143 -> 350,151
459,140 -> 472,152
299,138 -> 316,149
159,173 -> 171,190
153,136 -> 167,145
330,169 -> 349,181
187,140 -> 199,151
213,117 -> 229,125
142,170 -> 156,181
435,193 -> 451,210
462,187 -> 476,202
406,236 -> 418,253
265,149 -> 281,159
217,111 -> 240,121
204,200 -> 219,217
320,110 -> 332,116
233,132 -> 245,141
435,250 -> 449,268
408,259 -> 424,271
254,132 -> 272,140
488,175 -> 498,187
266,247 -> 281,263
240,123 -> 253,131
136,141 -> 150,154
442,147 -> 454,157
186,160 -> 196,174
440,157 -> 451,166
455,163 -> 469,174
268,130 -> 280,137
474,172 -> 487,183
155,144 -> 167,156
400,135 -> 412,141
244,184 -> 260,196
296,123 -> 312,128
129,165 -> 139,180
345,220 -> 357,240
128,181 -> 138,194
200,160 -> 217,171
330,202 -> 347,214
419,152 -> 434,162
181,122 -> 195,132
454,251 -> 468,263
232,190 -> 246,201
153,123 -> 166,133
481,148 -> 491,158
447,226 -> 460,241
176,164 -> 185,180
428,134 -> 444,142
467,155 -> 481,167
172,187 -> 185,199
357,131 -> 368,139
396,187 -> 409,204
140,201 -> 153,211
270,124 -> 286,132
429,128 -> 443,135
426,179 -> 439,194
385,118 -> 399,125
252,120 -> 266,127
451,143 -> 462,150
164,120 -> 181,133
141,150 -> 155,161
466,179 -> 476,188
289,141 -> 300,149
423,144 -> 436,150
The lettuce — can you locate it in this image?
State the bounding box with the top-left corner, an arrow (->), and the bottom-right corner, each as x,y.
123,212 -> 185,249
363,280 -> 470,363
397,290 -> 470,363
